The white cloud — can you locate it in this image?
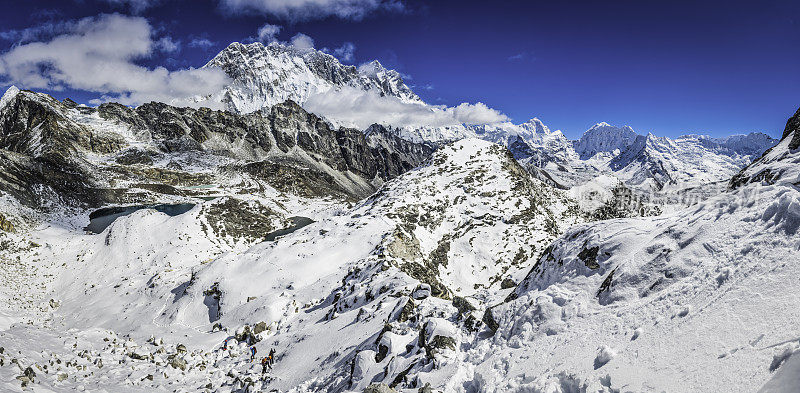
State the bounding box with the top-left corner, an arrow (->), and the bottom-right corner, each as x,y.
290,33 -> 314,50
155,36 -> 181,53
0,20 -> 77,44
0,14 -> 230,108
508,51 -> 535,62
257,23 -> 282,43
303,86 -> 508,129
323,42 -> 355,62
219,0 -> 404,21
188,37 -> 216,50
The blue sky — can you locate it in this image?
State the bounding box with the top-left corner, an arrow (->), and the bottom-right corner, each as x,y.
1,0 -> 798,138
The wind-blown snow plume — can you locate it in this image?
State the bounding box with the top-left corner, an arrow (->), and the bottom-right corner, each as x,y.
289,33 -> 315,50
257,23 -> 282,43
0,14 -> 230,108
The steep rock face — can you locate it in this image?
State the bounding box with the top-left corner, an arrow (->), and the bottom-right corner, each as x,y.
0,90 -> 127,207
0,91 -> 124,158
0,88 -> 434,210
201,42 -> 420,114
363,124 -> 435,180
782,107 -> 800,150
730,106 -> 800,188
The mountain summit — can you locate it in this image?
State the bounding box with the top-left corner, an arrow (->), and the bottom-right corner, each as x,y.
202,42 -> 420,114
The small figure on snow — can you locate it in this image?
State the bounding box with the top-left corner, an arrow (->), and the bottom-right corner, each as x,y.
261,356 -> 270,374
222,338 -> 229,351
250,345 -> 257,361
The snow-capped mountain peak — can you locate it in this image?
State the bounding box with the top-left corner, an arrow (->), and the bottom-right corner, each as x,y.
201,41 -> 421,114
573,122 -> 639,160
0,85 -> 20,111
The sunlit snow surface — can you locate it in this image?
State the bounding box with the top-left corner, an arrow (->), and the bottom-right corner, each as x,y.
0,133 -> 798,392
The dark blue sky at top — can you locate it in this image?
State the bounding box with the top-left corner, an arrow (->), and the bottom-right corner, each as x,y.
1,0 -> 799,139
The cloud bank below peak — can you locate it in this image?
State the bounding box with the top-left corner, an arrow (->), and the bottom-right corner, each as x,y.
304,86 -> 508,129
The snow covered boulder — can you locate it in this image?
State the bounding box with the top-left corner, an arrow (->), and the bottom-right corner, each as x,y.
593,345 -> 616,369
412,284 -> 432,299
376,330 -> 415,363
761,347 -> 800,392
420,318 -> 458,358
351,351 -> 381,388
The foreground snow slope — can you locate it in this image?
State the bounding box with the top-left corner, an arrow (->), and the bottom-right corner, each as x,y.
472,183 -> 800,392
457,109 -> 800,392
0,139 -> 583,392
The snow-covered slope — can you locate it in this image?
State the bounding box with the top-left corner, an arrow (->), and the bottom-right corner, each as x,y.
0,85 -> 19,111
731,107 -> 800,188
453,108 -> 800,392
202,42 -> 420,114
0,138 -> 585,392
474,181 -> 800,392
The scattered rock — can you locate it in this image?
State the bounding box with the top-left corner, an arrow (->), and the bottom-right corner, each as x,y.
253,321 -> 269,335
235,325 -> 260,345
769,342 -> 799,372
17,366 -> 36,386
420,319 -> 458,358
364,383 -> 397,393
482,307 -> 499,334
396,298 -> 416,323
500,278 -> 517,289
412,284 -> 432,299
168,356 -> 187,371
578,246 -> 600,269
128,351 -> 149,361
418,383 -> 434,393
0,213 -> 14,232
452,296 -> 476,314
594,346 -> 616,369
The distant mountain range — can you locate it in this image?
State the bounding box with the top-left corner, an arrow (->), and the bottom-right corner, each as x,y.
197,42 -> 778,192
